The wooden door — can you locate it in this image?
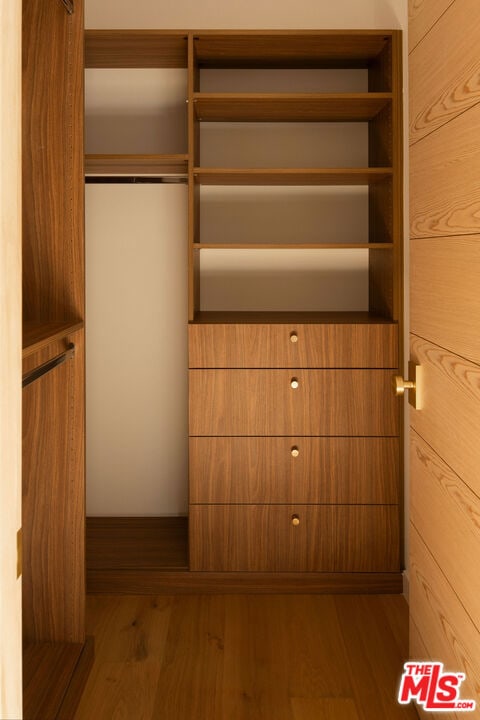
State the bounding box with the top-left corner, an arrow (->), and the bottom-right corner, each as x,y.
408,0 -> 480,715
0,0 -> 22,717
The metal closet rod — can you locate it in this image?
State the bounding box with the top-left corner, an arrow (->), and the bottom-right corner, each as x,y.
85,176 -> 188,184
23,344 -> 75,388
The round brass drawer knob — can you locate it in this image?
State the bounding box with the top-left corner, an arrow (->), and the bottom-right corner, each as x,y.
291,446 -> 299,458
292,514 -> 300,526
290,332 -> 298,343
290,378 -> 299,389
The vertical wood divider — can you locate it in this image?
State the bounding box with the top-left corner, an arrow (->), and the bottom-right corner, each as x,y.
188,33 -> 200,321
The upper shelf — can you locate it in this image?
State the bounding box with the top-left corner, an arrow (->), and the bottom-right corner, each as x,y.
85,154 -> 189,176
193,31 -> 393,68
193,93 -> 391,122
85,30 -> 189,68
194,168 -> 392,186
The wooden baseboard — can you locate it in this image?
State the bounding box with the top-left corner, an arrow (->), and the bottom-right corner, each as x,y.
86,516 -> 403,595
23,636 -> 94,720
87,569 -> 403,594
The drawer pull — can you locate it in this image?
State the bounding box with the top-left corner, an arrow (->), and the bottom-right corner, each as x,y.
291,514 -> 300,526
291,446 -> 299,457
290,377 -> 299,389
290,332 -> 298,343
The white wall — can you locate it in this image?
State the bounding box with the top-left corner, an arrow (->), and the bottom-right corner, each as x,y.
85,0 -> 408,526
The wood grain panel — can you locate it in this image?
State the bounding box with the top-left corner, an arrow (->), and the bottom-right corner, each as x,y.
409,525 -> 480,713
23,319 -> 84,358
410,236 -> 480,365
23,0 -> 84,321
22,329 -> 85,643
408,0 -> 455,54
189,437 -> 399,504
189,369 -> 399,436
189,505 -> 400,572
189,322 -> 398,368
410,0 -> 480,144
410,431 -> 480,637
409,619 -> 453,720
410,103 -> 480,238
85,153 -> 189,175
409,335 -> 480,499
193,310 -> 392,324
85,30 -> 188,68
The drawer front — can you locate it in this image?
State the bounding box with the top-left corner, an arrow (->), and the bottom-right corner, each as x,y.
189,323 -> 398,369
189,369 -> 399,436
189,505 -> 400,572
189,437 -> 399,504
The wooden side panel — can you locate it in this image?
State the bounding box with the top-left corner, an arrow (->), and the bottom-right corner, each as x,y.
189,369 -> 399,436
410,103 -> 480,238
409,526 -> 480,713
410,431 -> 480,634
189,322 -> 398,368
190,505 -> 399,572
0,0 -> 22,715
22,0 -> 84,321
85,30 -> 188,68
408,0 -> 455,54
410,236 -> 480,365
190,437 -> 399,504
409,335 -> 480,499
22,329 -> 85,643
410,0 -> 480,144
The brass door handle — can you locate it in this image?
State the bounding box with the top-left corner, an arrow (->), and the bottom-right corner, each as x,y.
393,376 -> 415,395
393,362 -> 422,409
291,514 -> 300,526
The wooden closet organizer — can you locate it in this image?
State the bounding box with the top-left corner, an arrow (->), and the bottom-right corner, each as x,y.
85,30 -> 403,593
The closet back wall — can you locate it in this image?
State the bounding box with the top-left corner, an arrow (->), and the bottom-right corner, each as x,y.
85,0 -> 407,518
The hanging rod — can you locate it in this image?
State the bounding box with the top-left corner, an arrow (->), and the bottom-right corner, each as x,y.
85,176 -> 188,184
22,344 -> 75,388
61,0 -> 74,14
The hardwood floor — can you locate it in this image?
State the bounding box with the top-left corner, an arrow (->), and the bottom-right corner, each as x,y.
74,594 -> 418,720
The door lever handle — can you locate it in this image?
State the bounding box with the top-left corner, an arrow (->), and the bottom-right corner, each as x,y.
393,362 -> 422,409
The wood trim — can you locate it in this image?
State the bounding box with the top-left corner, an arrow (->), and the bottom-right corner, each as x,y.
192,310 -> 396,324
56,637 -> 95,720
87,569 -> 403,595
196,242 -> 393,249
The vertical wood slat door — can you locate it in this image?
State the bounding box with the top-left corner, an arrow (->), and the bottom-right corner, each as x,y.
409,0 -> 480,716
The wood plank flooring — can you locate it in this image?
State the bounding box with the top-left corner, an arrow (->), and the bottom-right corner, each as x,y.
74,594 -> 418,720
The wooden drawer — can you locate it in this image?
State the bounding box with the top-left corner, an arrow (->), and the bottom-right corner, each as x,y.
189,437 -> 399,504
189,505 -> 400,572
189,369 -> 399,436
189,323 -> 398,368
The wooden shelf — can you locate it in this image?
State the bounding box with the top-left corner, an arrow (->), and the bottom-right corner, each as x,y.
193,93 -> 391,122
85,30 -> 188,68
85,154 -> 189,176
194,168 -> 392,186
192,311 -> 396,324
23,320 -> 84,358
193,31 -> 392,69
195,243 -> 393,250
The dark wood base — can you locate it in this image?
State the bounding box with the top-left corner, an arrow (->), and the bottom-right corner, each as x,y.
86,515 -> 403,595
87,569 -> 402,594
23,636 -> 94,720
